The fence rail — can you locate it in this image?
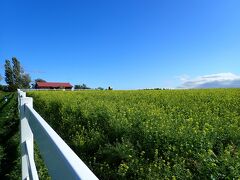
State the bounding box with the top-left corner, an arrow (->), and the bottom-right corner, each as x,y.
18,89 -> 98,180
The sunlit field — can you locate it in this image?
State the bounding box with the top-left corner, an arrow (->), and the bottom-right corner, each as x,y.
28,89 -> 240,179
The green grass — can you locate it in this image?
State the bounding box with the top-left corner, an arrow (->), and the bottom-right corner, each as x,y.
27,89 -> 240,179
0,92 -> 20,179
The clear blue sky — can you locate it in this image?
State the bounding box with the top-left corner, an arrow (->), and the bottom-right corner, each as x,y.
1,0 -> 240,89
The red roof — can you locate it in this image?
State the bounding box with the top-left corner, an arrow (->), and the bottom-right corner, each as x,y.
37,82 -> 73,88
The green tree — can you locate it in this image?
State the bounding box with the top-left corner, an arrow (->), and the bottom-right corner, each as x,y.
0,74 -> 3,90
4,57 -> 32,91
74,83 -> 91,90
34,78 -> 46,83
21,73 -> 31,89
4,59 -> 14,91
12,57 -> 21,88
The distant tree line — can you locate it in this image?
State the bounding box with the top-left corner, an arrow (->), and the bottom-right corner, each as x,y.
74,84 -> 110,90
143,88 -> 170,90
74,83 -> 91,90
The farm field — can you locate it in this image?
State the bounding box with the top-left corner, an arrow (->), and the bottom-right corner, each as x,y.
27,89 -> 240,179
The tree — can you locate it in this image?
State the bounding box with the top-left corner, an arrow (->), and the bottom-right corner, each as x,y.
12,57 -> 21,88
21,73 -> 31,89
0,74 -> 3,91
34,78 -> 46,83
74,83 -> 91,90
5,59 -> 14,91
4,57 -> 32,91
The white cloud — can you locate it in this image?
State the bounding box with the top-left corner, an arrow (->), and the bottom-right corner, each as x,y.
176,74 -> 190,82
178,73 -> 240,89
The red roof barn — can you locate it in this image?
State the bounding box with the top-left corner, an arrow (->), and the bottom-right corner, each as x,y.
36,82 -> 73,89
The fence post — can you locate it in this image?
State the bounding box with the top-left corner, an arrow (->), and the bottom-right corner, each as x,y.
20,96 -> 38,180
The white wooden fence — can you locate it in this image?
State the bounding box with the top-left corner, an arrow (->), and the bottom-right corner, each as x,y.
18,89 -> 98,180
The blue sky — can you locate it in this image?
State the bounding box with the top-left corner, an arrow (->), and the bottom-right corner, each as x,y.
1,0 -> 240,89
